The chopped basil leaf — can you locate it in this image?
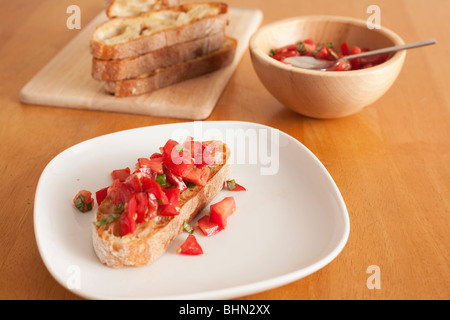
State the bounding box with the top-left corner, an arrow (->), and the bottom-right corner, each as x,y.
74,194 -> 86,212
93,203 -> 124,227
329,49 -> 338,60
156,173 -> 167,187
325,41 -> 334,48
269,48 -> 277,56
297,41 -> 306,53
312,44 -> 323,56
227,179 -> 237,190
183,221 -> 194,234
187,182 -> 197,189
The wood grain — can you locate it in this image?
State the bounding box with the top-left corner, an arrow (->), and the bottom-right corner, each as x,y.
0,0 -> 449,300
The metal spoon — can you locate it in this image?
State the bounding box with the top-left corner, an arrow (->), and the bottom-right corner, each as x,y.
284,38 -> 437,71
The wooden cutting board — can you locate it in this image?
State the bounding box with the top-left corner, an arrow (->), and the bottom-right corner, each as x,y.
19,7 -> 263,120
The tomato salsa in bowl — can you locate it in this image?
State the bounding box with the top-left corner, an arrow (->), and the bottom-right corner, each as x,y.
249,15 -> 406,118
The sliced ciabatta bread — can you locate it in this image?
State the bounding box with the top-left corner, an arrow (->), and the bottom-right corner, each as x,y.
92,139 -> 230,268
92,31 -> 225,81
104,36 -> 237,96
106,0 -> 179,18
91,2 -> 229,60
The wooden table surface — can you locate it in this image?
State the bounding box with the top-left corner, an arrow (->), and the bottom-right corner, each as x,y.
1,0 -> 449,300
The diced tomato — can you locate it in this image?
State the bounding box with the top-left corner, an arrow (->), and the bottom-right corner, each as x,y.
73,190 -> 94,213
165,188 -> 180,207
159,188 -> 180,216
159,204 -> 180,216
111,167 -> 131,182
301,38 -> 317,55
147,193 -> 158,220
197,215 -> 221,236
123,173 -> 142,193
183,166 -> 210,186
164,167 -> 187,192
340,42 -> 350,55
272,49 -> 299,62
150,152 -> 163,159
350,45 -> 362,69
141,175 -> 168,204
138,157 -> 164,174
210,197 -> 236,229
135,192 -> 148,223
226,179 -> 246,191
119,194 -> 137,236
329,60 -> 352,71
107,179 -> 133,206
162,139 -> 192,177
95,187 -> 108,205
314,46 -> 329,60
177,234 -> 203,255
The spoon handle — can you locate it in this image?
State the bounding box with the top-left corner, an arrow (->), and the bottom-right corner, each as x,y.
342,38 -> 437,61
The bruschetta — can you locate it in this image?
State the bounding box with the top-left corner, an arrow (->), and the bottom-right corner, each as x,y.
92,138 -> 230,268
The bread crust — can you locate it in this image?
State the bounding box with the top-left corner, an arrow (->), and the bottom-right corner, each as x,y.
92,31 -> 225,81
104,36 -> 237,96
92,141 -> 230,268
106,0 -> 180,18
91,2 -> 229,60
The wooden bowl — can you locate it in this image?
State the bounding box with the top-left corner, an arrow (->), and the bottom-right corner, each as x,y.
249,16 -> 406,119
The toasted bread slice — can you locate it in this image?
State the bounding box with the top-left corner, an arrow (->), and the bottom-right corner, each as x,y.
104,36 -> 237,96
92,141 -> 230,268
92,31 -> 225,81
106,0 -> 179,18
91,2 -> 229,60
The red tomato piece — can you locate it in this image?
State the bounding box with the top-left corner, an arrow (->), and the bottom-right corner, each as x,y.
135,192 -> 148,223
340,42 -> 350,55
141,175 -> 168,204
119,194 -> 137,236
183,166 -> 210,186
272,49 -> 299,62
177,234 -> 203,255
138,157 -> 164,174
95,187 -> 108,205
164,188 -> 180,207
350,45 -> 362,69
164,167 -> 187,192
162,139 -> 192,177
158,204 -> 180,216
147,193 -> 158,220
210,197 -> 236,229
73,190 -> 94,213
329,60 -> 352,71
197,215 -> 221,236
107,179 -> 133,206
314,46 -> 330,60
123,173 -> 142,193
359,53 -> 389,67
111,168 -> 131,182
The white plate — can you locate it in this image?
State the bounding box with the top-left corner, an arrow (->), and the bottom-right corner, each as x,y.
34,121 -> 349,300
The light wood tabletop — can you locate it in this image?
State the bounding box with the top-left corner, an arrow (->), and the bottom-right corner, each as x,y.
1,0 -> 449,300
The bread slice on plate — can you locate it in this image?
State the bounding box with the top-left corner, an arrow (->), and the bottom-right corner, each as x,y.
91,2 -> 229,60
92,30 -> 225,81
105,0 -> 180,18
92,140 -> 230,268
104,36 -> 237,96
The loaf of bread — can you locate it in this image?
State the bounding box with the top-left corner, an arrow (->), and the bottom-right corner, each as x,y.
92,30 -> 225,81
91,2 -> 229,60
92,140 -> 231,268
105,0 -> 179,18
104,36 -> 237,96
